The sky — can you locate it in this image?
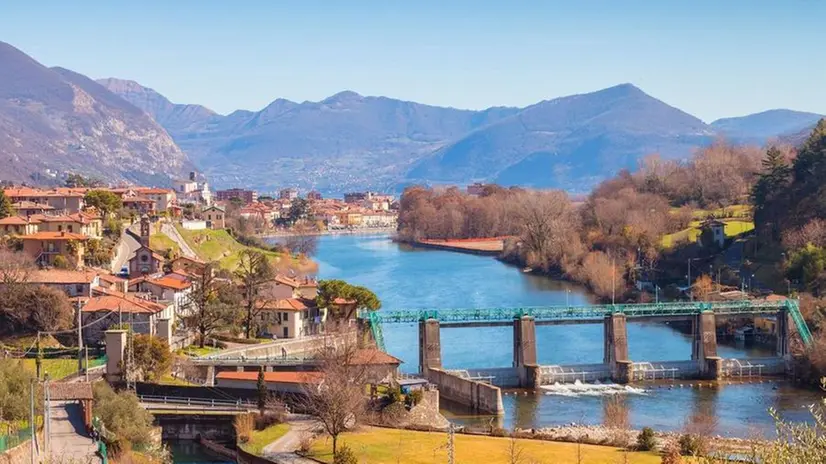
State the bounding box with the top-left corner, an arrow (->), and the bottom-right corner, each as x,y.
1,0 -> 824,122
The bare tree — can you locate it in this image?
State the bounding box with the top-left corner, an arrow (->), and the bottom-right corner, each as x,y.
0,249 -> 33,285
298,335 -> 370,458
283,230 -> 318,257
507,436 -> 526,464
181,262 -> 241,347
236,249 -> 275,338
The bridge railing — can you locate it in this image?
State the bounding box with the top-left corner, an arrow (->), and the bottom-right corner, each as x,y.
138,395 -> 255,409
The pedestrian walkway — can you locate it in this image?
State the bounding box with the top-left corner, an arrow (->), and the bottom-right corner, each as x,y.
161,222 -> 199,259
46,400 -> 100,463
261,416 -> 317,464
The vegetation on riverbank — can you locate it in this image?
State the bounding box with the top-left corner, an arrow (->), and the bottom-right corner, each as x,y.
307,427 -> 661,464
241,423 -> 290,455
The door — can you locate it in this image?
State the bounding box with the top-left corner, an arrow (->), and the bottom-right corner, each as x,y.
282,327 -> 289,338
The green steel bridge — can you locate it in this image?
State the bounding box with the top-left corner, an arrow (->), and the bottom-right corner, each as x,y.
360,299 -> 812,352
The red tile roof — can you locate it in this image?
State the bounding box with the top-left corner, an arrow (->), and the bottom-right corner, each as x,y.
28,269 -> 98,284
216,371 -> 323,384
0,216 -> 37,225
84,289 -> 166,314
349,349 -> 403,366
274,274 -> 318,288
146,275 -> 192,291
21,231 -> 88,241
259,298 -> 314,312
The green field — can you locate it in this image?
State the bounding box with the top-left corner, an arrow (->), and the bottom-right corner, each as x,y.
174,225 -> 283,270
242,423 -> 290,455
177,345 -> 221,357
19,358 -> 102,380
308,428 -> 661,464
661,219 -> 754,248
150,231 -> 180,256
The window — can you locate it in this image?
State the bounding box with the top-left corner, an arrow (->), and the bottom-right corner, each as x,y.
76,284 -> 84,294
282,312 -> 289,321
57,225 -> 62,232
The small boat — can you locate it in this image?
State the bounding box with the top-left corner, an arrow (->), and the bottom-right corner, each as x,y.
522,267 -> 533,273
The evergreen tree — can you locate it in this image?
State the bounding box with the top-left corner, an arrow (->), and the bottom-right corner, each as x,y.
791,119 -> 826,225
0,191 -> 12,219
257,366 -> 268,413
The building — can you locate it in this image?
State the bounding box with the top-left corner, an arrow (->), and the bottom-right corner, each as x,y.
256,298 -> 322,338
135,188 -> 177,213
129,246 -> 164,278
0,216 -> 40,236
128,274 -> 192,317
34,213 -> 103,239
279,188 -> 298,200
202,206 -> 225,229
700,219 -> 726,248
362,211 -> 398,228
21,231 -> 88,267
307,191 -> 322,201
215,371 -> 323,394
270,274 -> 319,299
173,172 -> 212,206
170,256 -> 207,275
216,188 -> 257,205
3,188 -> 86,214
12,201 -> 55,216
122,196 -> 156,215
13,269 -> 100,298
81,289 -> 171,344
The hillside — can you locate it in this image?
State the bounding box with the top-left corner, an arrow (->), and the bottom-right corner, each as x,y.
711,109 -> 824,142
0,42 -> 190,185
408,84 -> 713,190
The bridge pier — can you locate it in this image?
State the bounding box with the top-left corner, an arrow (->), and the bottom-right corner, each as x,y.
604,313 -> 630,384
513,316 -> 540,388
776,308 -> 790,358
419,319 -> 442,374
691,311 -> 720,379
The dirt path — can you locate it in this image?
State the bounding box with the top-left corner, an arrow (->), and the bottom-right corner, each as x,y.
261,417 -> 317,464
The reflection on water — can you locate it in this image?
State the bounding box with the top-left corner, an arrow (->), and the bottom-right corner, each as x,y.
168,440 -> 234,464
310,234 -> 823,437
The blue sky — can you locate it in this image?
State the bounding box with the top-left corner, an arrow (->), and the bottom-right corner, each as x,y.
1,1 -> 823,121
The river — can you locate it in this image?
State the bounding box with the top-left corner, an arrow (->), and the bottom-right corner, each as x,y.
311,233 -> 823,438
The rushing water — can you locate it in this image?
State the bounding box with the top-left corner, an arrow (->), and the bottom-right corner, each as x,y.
309,233 -> 822,437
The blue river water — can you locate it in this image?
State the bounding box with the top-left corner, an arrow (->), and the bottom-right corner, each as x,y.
310,233 -> 823,437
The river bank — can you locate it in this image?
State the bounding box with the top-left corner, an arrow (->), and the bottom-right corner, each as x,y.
261,226 -> 396,238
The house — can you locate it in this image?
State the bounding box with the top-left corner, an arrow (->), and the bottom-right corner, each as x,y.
215,371 -> 323,394
256,297 -> 323,338
270,274 -> 319,299
122,196 -> 156,215
0,216 -> 41,236
12,201 -> 55,216
4,188 -> 86,214
128,274 -> 192,317
135,188 -> 176,212
81,289 -> 172,344
700,219 -> 726,248
170,256 -> 207,275
202,206 -> 225,229
216,188 -> 257,205
21,231 -> 88,268
307,191 -> 322,201
25,269 -> 100,298
35,213 -> 103,239
97,273 -> 128,293
350,348 -> 402,384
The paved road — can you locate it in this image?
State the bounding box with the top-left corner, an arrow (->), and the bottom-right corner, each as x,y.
161,222 -> 199,259
46,400 -> 100,463
111,223 -> 141,273
262,417 -> 317,464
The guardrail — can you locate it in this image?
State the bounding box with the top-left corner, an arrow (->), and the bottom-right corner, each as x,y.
190,355 -> 317,365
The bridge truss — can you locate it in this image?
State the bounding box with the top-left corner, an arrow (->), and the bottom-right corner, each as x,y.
361,299 -> 812,351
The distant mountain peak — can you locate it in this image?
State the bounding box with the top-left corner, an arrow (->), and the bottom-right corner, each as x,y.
95,77 -> 149,94
323,90 -> 363,104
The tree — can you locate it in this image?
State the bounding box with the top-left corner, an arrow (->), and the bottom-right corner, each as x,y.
752,146 -> 792,239
316,280 -> 381,322
0,284 -> 73,336
0,191 -> 12,219
299,337 -> 370,458
694,274 -> 714,301
65,174 -> 102,188
257,367 -> 268,413
84,190 -> 123,217
287,198 -> 311,225
0,359 -> 38,422
181,262 -> 241,347
0,249 -> 33,285
235,250 -> 275,338
283,231 -> 318,257
131,334 -> 173,382
92,382 -> 154,451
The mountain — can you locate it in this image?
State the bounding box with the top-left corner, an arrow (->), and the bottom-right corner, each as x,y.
407,84 -> 713,190
0,42 -> 190,185
711,109 -> 824,142
101,81 -> 522,191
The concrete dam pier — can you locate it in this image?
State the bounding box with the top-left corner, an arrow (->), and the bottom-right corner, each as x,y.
367,300 -> 807,415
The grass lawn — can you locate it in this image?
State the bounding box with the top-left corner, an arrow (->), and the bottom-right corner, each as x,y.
177,345 -> 221,357
150,231 -> 180,255
20,358 -> 80,380
174,225 -> 283,271
158,374 -> 197,386
308,427 -> 662,464
661,219 -> 754,248
242,423 -> 290,455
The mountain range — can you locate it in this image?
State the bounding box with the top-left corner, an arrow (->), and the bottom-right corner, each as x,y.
0,41 -> 189,186
0,40 -> 822,192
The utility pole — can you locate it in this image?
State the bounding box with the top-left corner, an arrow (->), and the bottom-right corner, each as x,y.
687,259 -> 692,301
77,299 -> 83,374
85,347 -> 89,382
30,380 -> 35,464
43,374 -> 50,457
655,286 -> 659,304
611,258 -> 616,305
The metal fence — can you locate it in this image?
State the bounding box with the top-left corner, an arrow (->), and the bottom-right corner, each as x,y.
0,426 -> 32,453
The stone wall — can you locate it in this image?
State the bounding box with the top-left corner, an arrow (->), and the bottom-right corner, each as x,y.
425,368 -> 504,415
0,440 -> 33,464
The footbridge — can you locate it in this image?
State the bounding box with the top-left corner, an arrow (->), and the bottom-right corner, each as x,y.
360,299 -> 810,415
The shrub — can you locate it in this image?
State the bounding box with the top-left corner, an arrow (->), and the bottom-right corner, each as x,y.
333,444 -> 359,464
490,427 -> 509,437
661,442 -> 683,464
386,387 -> 403,404
636,427 -> 656,451
234,413 -> 254,444
93,383 -> 154,451
678,433 -> 705,456
52,255 -> 70,269
298,434 -> 313,455
405,389 -> 423,408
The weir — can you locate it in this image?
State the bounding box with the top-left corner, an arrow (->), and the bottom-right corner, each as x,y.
360,300 -> 809,414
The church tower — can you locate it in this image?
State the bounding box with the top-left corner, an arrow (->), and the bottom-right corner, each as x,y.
139,215 -> 150,247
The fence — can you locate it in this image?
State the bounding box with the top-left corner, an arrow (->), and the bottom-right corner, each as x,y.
0,425 -> 32,453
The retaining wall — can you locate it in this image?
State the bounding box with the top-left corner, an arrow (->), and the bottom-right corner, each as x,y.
425,368 -> 504,415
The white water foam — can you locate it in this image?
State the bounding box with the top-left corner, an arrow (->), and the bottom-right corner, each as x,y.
540,380 -> 647,397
